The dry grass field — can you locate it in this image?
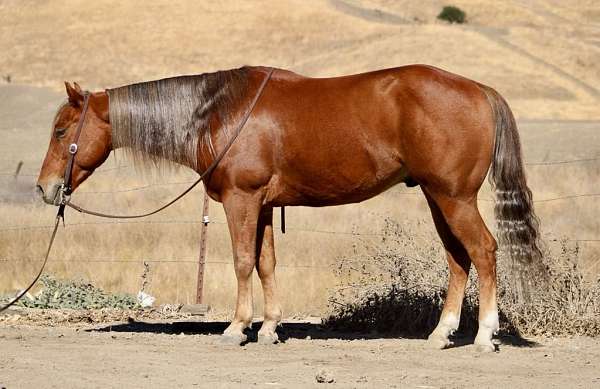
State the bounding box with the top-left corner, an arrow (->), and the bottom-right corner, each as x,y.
1,0 -> 599,316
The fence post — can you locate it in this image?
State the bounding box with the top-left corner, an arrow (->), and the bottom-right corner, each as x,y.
14,161 -> 23,179
196,190 -> 210,304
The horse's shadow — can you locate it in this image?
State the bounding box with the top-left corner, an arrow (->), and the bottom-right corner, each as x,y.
88,319 -> 538,348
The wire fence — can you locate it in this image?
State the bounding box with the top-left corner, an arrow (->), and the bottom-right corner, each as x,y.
2,155 -> 599,177
0,256 -> 333,269
0,218 -> 598,243
1,154 -> 599,273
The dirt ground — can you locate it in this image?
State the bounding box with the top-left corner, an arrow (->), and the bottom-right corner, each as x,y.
0,315 -> 599,389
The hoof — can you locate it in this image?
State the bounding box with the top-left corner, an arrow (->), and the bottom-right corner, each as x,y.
426,335 -> 451,350
474,343 -> 496,353
219,332 -> 247,346
257,332 -> 279,345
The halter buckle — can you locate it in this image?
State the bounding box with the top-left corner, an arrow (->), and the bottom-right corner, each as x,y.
58,183 -> 71,206
68,143 -> 78,155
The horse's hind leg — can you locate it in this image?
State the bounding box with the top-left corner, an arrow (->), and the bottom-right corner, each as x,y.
424,193 -> 471,349
220,190 -> 263,345
426,191 -> 499,352
255,207 -> 282,344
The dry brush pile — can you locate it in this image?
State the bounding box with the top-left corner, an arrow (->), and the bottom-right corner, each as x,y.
325,218 -> 600,338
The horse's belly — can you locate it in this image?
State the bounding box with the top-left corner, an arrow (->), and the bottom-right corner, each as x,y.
267,149 -> 408,207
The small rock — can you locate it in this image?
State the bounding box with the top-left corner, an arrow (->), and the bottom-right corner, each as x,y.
305,336 -> 311,340
316,369 -> 335,383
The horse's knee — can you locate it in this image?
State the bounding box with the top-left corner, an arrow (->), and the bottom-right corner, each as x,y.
257,261 -> 275,280
234,257 -> 255,278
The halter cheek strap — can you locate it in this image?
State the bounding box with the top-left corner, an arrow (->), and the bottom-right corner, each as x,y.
58,91 -> 91,218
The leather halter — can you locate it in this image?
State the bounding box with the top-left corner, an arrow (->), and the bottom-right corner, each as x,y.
57,91 -> 91,218
64,92 -> 90,195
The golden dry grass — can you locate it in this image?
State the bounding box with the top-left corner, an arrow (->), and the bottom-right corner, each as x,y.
326,218 -> 600,337
1,0 -> 599,316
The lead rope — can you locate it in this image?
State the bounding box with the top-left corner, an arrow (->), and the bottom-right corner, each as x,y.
0,215 -> 60,313
0,68 -> 274,313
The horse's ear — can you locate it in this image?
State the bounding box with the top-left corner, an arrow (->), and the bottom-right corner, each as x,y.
73,82 -> 83,93
65,81 -> 83,106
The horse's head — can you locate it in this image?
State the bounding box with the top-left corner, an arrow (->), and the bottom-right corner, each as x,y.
37,82 -> 112,205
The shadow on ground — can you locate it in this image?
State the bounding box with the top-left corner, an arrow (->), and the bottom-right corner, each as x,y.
88,319 -> 538,348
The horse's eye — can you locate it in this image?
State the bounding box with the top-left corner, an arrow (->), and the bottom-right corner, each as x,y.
55,127 -> 67,138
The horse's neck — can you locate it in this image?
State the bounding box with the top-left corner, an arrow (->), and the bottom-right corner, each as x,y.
108,68 -> 250,172
108,77 -> 207,170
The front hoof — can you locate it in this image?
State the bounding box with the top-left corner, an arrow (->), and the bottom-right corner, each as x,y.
426,334 -> 451,350
257,332 -> 279,345
219,332 -> 248,346
474,342 -> 496,353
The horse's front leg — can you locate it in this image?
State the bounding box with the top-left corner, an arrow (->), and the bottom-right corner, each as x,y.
255,207 -> 282,344
221,190 -> 263,345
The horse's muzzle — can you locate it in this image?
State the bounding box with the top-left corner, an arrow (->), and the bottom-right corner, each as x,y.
37,180 -> 63,206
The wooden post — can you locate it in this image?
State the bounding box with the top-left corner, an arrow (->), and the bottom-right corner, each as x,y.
14,161 -> 23,179
196,190 -> 210,304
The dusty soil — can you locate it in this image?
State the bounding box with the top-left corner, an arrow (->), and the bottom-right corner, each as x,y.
1,313 -> 599,389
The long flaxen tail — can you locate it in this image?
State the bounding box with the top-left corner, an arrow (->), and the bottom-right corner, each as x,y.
480,85 -> 545,302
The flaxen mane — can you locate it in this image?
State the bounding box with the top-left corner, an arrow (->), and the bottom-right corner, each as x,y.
107,67 -> 249,170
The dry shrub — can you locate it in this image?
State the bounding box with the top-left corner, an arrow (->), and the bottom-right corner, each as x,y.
437,6 -> 466,24
325,218 -> 600,338
2,274 -> 138,310
508,239 -> 600,336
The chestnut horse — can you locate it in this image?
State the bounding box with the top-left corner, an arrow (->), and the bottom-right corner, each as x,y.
37,65 -> 542,351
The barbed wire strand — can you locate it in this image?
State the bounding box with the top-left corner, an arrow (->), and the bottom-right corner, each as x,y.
1,158 -> 598,242
0,257 -> 331,269
2,156 -> 598,177
0,217 -> 597,244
